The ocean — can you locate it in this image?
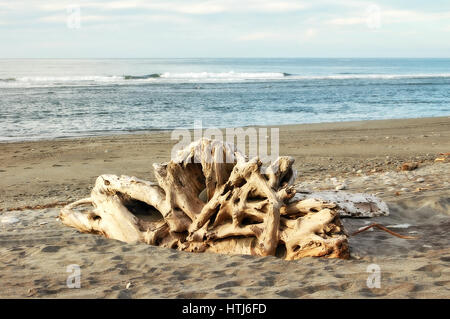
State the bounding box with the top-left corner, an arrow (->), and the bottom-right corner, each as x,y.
1,58 -> 449,142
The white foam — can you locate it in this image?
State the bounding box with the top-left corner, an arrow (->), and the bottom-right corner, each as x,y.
386,223 -> 411,229
160,71 -> 286,79
291,73 -> 450,80
158,72 -> 450,80
0,75 -> 126,88
2,72 -> 450,88
16,75 -> 123,82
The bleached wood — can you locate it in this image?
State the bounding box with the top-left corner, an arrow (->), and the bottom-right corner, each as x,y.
292,191 -> 389,218
60,138 -> 356,260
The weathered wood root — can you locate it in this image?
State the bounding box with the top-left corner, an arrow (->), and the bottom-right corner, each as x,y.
351,223 -> 417,239
293,191 -> 389,218
60,138 -> 350,260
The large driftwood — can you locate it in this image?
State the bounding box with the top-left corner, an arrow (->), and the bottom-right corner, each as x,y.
60,138 -> 350,260
293,191 -> 389,218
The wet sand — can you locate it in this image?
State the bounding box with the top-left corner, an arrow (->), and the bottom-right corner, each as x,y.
0,116 -> 449,298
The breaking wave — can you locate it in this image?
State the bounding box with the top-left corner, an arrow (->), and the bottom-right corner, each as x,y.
124,73 -> 161,79
158,71 -> 290,79
1,72 -> 450,88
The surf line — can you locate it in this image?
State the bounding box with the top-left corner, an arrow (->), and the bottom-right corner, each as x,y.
182,303 -> 216,317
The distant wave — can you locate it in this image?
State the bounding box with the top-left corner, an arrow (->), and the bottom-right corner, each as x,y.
124,73 -> 161,79
158,71 -> 289,79
0,75 -> 123,87
154,72 -> 450,80
1,72 -> 450,87
12,75 -> 123,82
297,73 -> 450,80
0,72 -> 289,83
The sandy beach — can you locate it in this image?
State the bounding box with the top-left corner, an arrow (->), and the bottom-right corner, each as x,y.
1,116 -> 449,298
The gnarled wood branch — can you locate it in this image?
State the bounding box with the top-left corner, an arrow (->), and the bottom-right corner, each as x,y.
60,138 -> 350,260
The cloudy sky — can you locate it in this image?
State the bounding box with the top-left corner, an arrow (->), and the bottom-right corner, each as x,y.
1,0 -> 450,58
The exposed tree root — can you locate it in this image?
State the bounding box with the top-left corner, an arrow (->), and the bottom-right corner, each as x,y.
351,223 -> 417,239
59,138 -> 356,260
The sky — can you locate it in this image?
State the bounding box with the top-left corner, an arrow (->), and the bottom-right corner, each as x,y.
1,0 -> 450,58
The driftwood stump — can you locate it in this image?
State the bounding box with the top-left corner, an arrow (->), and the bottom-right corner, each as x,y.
60,138 -> 351,260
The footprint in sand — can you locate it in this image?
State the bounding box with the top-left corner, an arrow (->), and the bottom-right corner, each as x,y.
215,280 -> 241,290
415,264 -> 442,278
87,276 -> 100,285
434,280 -> 450,287
40,245 -> 62,253
110,255 -> 123,261
175,292 -> 207,298
171,269 -> 192,281
256,276 -> 276,287
276,287 -> 311,298
225,262 -> 240,267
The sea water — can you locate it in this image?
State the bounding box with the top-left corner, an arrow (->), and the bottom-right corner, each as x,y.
1,58 -> 449,141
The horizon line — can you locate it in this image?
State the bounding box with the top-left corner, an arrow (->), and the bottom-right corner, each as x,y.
1,57 -> 450,59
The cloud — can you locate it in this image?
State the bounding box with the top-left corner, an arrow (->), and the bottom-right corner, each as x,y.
0,0 -> 311,29
104,0 -> 309,14
237,31 -> 281,41
326,5 -> 450,27
382,9 -> 450,22
2,0 -> 450,59
304,28 -> 317,39
2,0 -> 309,14
237,27 -> 318,42
38,15 -> 108,23
38,13 -> 190,25
327,17 -> 365,25
249,1 -> 308,12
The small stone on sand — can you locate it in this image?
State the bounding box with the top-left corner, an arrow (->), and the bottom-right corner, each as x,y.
400,162 -> 418,171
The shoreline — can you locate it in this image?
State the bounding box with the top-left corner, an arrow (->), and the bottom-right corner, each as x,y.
1,116 -> 449,211
1,115 -> 449,144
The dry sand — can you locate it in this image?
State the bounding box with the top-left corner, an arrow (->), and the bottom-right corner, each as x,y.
0,116 -> 449,298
